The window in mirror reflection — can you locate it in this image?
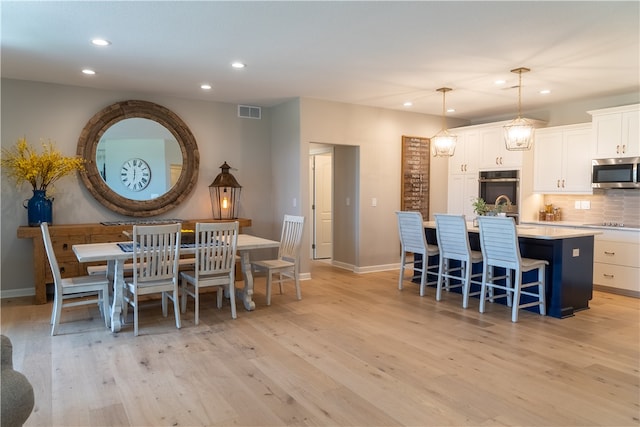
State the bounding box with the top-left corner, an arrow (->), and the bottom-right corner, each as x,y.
96,118 -> 183,201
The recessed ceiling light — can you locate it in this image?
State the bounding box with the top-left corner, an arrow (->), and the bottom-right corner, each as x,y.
447,108 -> 455,113
91,38 -> 111,46
200,84 -> 212,90
231,62 -> 246,69
82,69 -> 96,75
539,89 -> 551,95
403,101 -> 413,107
494,79 -> 506,85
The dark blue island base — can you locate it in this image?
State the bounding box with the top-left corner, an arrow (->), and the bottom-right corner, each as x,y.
417,228 -> 595,319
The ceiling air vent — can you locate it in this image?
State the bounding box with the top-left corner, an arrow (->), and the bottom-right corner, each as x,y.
238,105 -> 261,119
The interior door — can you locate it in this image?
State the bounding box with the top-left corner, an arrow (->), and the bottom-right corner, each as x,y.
313,152 -> 333,259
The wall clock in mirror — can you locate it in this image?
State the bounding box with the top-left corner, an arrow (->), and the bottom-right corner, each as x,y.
120,158 -> 151,191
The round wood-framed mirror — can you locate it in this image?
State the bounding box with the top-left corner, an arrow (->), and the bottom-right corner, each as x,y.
77,100 -> 199,217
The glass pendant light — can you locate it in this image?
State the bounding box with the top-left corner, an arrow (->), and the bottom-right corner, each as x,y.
431,87 -> 457,157
503,67 -> 535,151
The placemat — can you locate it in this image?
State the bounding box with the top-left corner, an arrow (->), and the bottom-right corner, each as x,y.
117,242 -> 195,252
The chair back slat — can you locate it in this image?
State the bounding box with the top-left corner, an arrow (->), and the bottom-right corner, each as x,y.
132,223 -> 181,283
396,211 -> 428,254
195,222 -> 238,276
278,215 -> 305,262
434,214 -> 470,259
477,216 -> 521,270
40,222 -> 63,296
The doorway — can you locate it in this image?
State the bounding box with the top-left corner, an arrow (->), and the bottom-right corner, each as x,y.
310,150 -> 333,259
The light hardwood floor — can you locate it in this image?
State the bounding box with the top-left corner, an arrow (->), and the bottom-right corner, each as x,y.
2,262 -> 639,426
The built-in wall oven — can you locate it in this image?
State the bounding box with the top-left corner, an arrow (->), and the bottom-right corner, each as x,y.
479,170 -> 520,223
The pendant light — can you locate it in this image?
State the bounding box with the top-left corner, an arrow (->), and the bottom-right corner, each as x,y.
503,67 -> 535,151
431,87 -> 457,157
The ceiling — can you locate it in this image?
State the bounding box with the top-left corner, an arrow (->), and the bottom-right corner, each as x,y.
2,1 -> 639,121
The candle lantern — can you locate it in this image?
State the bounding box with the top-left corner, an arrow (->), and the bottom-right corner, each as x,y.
209,162 -> 242,219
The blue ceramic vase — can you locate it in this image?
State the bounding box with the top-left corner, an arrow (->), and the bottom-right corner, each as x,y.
23,190 -> 53,226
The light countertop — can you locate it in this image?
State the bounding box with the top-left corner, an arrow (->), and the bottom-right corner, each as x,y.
423,221 -> 602,240
521,220 -> 640,232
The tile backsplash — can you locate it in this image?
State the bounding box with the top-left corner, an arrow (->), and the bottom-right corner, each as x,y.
541,190 -> 640,225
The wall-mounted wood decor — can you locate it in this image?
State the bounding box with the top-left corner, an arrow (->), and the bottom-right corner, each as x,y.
401,135 -> 430,218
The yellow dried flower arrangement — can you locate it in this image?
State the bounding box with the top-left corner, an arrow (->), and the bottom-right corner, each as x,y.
1,137 -> 85,192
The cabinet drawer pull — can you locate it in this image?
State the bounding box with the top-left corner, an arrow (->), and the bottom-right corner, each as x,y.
557,179 -> 560,188
464,164 -> 467,172
622,144 -> 626,154
495,157 -> 499,165
603,273 -> 614,278
616,144 -> 620,154
562,179 -> 565,188
604,251 -> 615,256
63,243 -> 69,250
460,164 -> 464,172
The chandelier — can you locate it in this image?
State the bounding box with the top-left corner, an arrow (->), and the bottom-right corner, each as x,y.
431,87 -> 457,157
503,67 -> 535,151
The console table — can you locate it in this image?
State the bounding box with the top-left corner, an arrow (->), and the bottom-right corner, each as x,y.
17,218 -> 252,304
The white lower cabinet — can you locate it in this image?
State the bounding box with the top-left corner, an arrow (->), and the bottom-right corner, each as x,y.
447,173 -> 478,219
593,231 -> 640,295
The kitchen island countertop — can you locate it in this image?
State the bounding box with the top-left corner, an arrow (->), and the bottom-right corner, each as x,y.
423,221 -> 602,240
521,220 -> 640,232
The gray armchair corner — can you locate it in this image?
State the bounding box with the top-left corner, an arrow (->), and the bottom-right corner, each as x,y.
1,335 -> 35,427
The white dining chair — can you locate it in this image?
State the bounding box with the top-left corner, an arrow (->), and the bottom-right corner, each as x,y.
477,216 -> 547,322
180,221 -> 239,324
251,215 -> 305,306
395,211 -> 439,296
41,222 -> 110,336
123,223 -> 182,336
434,214 -> 483,308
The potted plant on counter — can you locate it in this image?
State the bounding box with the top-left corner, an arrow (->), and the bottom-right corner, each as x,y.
471,197 -> 488,226
472,197 -> 488,216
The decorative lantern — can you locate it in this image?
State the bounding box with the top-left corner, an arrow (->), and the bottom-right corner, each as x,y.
209,162 -> 242,219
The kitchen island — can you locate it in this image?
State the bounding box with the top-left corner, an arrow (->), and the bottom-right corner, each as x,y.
422,221 -> 601,318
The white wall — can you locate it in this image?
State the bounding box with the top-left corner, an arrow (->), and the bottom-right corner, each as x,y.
298,98 -> 464,271
1,78 -> 274,297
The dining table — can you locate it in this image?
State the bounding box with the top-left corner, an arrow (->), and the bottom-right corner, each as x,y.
73,233 -> 280,332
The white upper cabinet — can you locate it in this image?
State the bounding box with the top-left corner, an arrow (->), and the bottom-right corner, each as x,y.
448,130 -> 480,175
589,104 -> 640,158
479,126 -> 525,169
447,129 -> 480,216
534,123 -> 593,194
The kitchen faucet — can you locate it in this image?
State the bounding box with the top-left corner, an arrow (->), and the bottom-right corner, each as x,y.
494,194 -> 512,208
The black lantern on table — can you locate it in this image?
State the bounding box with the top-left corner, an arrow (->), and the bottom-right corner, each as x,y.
209,162 -> 242,219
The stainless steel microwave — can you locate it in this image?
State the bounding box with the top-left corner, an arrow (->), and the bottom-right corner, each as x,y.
592,157 -> 639,189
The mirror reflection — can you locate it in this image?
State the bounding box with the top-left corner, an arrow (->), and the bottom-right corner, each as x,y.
77,99 -> 199,217
97,118 -> 183,201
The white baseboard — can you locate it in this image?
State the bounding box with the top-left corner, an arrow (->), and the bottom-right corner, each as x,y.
328,260 -> 354,271
1,288 -> 36,299
354,263 -> 399,274
314,259 -> 400,274
300,272 -> 311,281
